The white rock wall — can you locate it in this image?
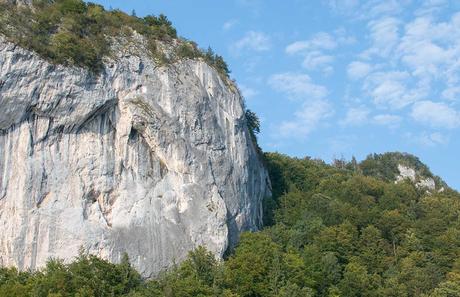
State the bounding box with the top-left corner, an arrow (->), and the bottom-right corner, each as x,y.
0,35 -> 270,277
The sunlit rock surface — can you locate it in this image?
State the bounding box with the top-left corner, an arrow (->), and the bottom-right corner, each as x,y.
0,35 -> 270,277
396,164 -> 438,192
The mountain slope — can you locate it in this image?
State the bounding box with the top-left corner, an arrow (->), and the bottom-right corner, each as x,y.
1,152 -> 459,296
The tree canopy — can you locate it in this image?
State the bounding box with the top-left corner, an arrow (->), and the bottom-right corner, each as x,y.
0,0 -> 230,76
1,152 -> 459,296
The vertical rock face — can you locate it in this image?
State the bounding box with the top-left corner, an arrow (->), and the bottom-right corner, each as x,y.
0,0 -> 31,6
0,35 -> 270,277
396,164 -> 439,192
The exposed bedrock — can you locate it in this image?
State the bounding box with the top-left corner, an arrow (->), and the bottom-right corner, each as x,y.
0,35 -> 271,277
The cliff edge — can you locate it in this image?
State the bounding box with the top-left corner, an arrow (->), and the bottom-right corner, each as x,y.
0,29 -> 270,276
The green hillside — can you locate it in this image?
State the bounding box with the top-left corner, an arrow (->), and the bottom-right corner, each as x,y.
2,152 -> 460,297
1,1 -> 459,296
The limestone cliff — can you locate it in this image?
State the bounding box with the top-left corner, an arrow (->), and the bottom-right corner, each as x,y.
396,164 -> 444,192
0,33 -> 270,277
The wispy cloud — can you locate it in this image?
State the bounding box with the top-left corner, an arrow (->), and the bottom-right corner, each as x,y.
268,72 -> 328,100
442,87 -> 460,101
239,84 -> 259,99
244,0 -> 460,151
363,71 -> 426,109
340,107 -> 370,126
326,0 -> 411,19
361,17 -> 400,58
415,0 -> 449,16
230,31 -> 271,55
285,31 -> 351,74
411,101 -> 460,129
302,51 -> 335,74
347,61 -> 373,80
325,0 -> 360,15
277,100 -> 334,138
373,114 -> 402,128
406,131 -> 450,147
268,72 -> 333,139
341,4 -> 460,133
365,0 -> 408,18
397,13 -> 460,84
223,19 -> 238,31
286,32 -> 337,54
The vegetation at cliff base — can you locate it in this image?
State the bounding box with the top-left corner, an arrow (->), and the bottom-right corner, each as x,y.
0,0 -> 230,76
1,2 -> 459,297
1,152 -> 460,296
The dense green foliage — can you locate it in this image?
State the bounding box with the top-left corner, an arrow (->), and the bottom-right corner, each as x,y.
1,152 -> 459,296
359,152 -> 444,183
3,2 -> 457,296
0,251 -> 142,296
245,109 -> 261,154
258,152 -> 460,296
0,0 -> 230,76
245,109 -> 261,137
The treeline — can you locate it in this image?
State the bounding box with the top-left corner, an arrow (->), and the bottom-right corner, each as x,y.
258,152 -> 460,296
0,0 -> 230,76
1,152 -> 460,296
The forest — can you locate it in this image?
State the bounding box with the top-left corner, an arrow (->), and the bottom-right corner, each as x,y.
1,1 -> 459,296
1,152 -> 460,296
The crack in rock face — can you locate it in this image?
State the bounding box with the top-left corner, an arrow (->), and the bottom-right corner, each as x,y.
0,35 -> 271,277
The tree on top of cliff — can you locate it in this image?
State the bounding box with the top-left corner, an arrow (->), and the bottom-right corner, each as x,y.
0,0 -> 231,76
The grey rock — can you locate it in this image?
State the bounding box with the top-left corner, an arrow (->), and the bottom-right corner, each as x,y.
0,0 -> 32,6
0,34 -> 270,277
396,164 -> 437,191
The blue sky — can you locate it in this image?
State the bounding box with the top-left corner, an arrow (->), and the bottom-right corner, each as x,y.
92,0 -> 460,190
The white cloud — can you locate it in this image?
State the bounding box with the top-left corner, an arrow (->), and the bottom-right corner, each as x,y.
442,87 -> 460,101
421,132 -> 449,146
223,19 -> 238,31
347,61 -> 372,79
231,31 -> 271,54
373,114 -> 402,128
407,131 -> 449,147
269,72 -> 333,139
411,101 -> 460,129
396,14 -> 460,82
372,80 -> 407,106
415,0 -> 448,16
325,1 -> 460,146
302,51 -> 335,73
326,0 -> 359,15
326,0 -> 411,19
340,107 -> 370,126
277,100 -> 334,138
239,84 -> 258,99
362,17 -> 400,58
286,32 -> 337,55
335,27 -> 357,45
285,32 -> 342,74
366,0 -> 406,17
364,71 -> 425,109
268,73 -> 328,100
347,7 -> 460,118
285,41 -> 310,55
